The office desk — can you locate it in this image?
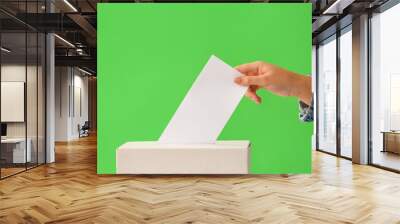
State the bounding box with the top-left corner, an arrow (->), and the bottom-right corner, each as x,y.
381,131 -> 400,154
1,138 -> 32,164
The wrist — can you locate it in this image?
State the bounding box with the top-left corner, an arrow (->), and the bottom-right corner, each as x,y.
291,74 -> 312,105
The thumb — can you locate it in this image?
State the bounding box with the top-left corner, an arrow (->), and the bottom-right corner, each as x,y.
234,75 -> 264,86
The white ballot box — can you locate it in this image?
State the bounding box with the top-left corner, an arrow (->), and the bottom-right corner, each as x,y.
116,140 -> 250,174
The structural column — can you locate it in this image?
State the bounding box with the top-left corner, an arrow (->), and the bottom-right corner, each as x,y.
46,1 -> 55,163
352,14 -> 369,164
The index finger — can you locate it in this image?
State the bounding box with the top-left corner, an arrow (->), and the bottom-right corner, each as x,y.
235,61 -> 263,75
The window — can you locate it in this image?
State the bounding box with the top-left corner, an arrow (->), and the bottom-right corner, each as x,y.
339,27 -> 352,158
370,2 -> 400,171
317,35 -> 337,154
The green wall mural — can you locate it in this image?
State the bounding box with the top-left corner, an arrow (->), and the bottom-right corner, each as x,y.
98,3 -> 312,174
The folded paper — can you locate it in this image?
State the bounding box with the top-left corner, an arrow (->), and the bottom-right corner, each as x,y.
159,55 -> 247,144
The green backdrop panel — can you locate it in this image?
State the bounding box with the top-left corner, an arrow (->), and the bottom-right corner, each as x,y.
98,3 -> 312,174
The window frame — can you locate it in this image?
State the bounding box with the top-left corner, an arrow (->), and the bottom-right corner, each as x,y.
315,22 -> 353,160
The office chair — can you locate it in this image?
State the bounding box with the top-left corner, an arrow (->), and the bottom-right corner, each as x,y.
79,121 -> 90,138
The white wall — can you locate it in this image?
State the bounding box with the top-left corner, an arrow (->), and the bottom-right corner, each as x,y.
55,66 -> 70,141
71,73 -> 89,138
1,65 -> 27,140
55,67 -> 89,141
1,65 -> 40,137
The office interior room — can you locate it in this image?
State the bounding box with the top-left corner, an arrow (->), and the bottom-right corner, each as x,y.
0,14 -> 46,178
0,0 -> 97,179
0,0 -> 400,223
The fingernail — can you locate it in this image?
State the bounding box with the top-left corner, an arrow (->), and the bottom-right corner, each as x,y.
234,77 -> 242,84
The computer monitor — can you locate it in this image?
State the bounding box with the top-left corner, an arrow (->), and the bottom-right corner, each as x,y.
1,123 -> 7,137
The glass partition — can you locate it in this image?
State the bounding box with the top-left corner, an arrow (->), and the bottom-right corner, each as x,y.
38,32 -> 45,165
1,31 -> 28,177
0,1 -> 46,179
27,30 -> 38,169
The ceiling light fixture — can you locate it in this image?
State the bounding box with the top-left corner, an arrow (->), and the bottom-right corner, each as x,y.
63,0 -> 78,12
1,47 -> 11,53
323,0 -> 355,15
54,34 -> 75,48
78,67 -> 93,76
76,48 -> 85,56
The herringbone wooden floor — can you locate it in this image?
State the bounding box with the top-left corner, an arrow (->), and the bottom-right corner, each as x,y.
1,135 -> 400,224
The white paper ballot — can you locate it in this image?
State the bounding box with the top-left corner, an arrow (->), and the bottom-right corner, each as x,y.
159,55 -> 247,144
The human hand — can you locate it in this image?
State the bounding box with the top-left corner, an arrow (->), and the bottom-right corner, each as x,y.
234,61 -> 312,105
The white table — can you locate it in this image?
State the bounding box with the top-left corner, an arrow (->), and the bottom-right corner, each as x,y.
1,138 -> 32,163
